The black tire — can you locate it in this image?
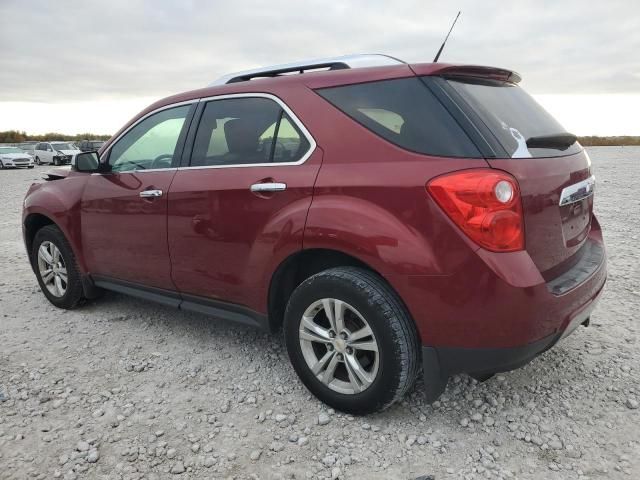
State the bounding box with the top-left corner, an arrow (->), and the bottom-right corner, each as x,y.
28,166 -> 34,169
284,267 -> 420,414
32,225 -> 85,309
35,156 -> 41,165
0,161 -> 4,169
53,158 -> 59,166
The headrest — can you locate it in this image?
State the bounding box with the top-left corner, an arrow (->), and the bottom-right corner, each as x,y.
224,118 -> 261,154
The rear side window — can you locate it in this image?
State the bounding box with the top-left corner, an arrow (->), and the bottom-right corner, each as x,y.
446,79 -> 582,158
316,78 -> 481,158
191,97 -> 311,167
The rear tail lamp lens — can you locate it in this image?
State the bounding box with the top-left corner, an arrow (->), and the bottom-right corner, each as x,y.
427,170 -> 524,252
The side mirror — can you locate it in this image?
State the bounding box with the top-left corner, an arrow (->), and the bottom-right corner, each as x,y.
73,151 -> 110,173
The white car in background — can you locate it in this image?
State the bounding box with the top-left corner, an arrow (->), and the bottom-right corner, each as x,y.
34,141 -> 81,166
0,146 -> 34,169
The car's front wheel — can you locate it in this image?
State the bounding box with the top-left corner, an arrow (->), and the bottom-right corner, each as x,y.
284,267 -> 420,414
32,225 -> 85,309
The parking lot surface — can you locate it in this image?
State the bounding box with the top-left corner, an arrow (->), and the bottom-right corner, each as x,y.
0,147 -> 638,479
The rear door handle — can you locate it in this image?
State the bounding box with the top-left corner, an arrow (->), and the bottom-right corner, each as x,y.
139,189 -> 163,198
250,182 -> 287,193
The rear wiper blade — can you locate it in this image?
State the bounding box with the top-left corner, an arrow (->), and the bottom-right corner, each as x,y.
526,133 -> 577,150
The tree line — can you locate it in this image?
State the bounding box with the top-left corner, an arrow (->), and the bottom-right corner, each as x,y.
577,136 -> 640,146
0,130 -> 111,143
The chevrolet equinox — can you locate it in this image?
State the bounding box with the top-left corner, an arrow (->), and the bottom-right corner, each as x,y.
23,54 -> 606,414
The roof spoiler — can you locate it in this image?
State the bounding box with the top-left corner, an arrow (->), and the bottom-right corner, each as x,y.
209,54 -> 406,86
436,65 -> 522,83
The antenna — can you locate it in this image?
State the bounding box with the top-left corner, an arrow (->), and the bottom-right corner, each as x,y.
433,11 -> 461,63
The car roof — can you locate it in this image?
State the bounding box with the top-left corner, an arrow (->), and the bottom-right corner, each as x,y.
146,61 -> 519,112
104,58 -> 520,151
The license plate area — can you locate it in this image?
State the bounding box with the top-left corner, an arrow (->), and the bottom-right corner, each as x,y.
560,197 -> 592,247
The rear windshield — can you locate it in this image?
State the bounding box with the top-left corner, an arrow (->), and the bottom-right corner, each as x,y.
316,78 -> 481,158
446,78 -> 582,158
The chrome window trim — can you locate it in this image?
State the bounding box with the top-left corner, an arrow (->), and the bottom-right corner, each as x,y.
90,167 -> 177,176
98,93 -> 316,173
99,99 -> 198,165
177,92 -> 317,171
558,175 -> 596,206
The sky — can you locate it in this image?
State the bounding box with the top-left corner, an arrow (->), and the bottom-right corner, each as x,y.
1,0 -> 639,136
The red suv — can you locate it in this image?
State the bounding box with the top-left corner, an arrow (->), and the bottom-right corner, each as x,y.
23,54 -> 606,414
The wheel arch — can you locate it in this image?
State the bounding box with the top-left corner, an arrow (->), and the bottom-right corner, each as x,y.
24,213 -> 57,264
267,248 -> 413,333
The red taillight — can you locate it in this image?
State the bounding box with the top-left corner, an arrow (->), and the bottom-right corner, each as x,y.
427,170 -> 524,252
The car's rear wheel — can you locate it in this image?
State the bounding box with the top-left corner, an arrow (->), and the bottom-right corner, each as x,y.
35,156 -> 41,165
0,161 -> 4,169
284,267 -> 420,414
32,225 -> 84,309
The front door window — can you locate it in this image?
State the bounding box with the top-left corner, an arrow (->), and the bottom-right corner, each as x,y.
108,105 -> 190,172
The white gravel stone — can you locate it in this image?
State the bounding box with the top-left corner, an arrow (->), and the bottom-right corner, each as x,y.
76,441 -> 90,452
318,412 -> 331,425
170,461 -> 185,474
87,449 -> 99,463
249,449 -> 262,461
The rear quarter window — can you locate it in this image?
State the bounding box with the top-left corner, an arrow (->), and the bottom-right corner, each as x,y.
316,78 -> 481,158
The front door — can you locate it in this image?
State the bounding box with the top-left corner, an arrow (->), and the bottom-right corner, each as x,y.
81,103 -> 195,289
167,95 -> 321,311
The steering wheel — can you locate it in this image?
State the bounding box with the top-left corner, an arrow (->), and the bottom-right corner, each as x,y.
151,154 -> 174,169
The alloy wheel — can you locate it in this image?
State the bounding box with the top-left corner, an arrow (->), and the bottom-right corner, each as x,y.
37,241 -> 68,297
299,298 -> 380,395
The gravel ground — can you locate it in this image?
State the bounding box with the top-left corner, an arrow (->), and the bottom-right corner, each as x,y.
0,146 -> 638,480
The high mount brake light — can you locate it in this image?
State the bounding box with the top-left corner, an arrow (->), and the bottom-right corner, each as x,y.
427,170 -> 524,252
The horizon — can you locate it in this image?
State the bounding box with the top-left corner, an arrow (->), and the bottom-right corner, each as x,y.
3,93 -> 640,138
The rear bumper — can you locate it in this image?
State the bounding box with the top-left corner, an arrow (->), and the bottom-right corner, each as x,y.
413,221 -> 607,402
421,289 -> 600,401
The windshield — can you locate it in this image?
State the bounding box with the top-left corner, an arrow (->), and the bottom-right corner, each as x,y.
0,147 -> 24,154
52,143 -> 73,150
446,78 -> 582,158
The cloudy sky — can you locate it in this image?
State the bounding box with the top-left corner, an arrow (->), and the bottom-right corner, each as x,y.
1,0 -> 639,135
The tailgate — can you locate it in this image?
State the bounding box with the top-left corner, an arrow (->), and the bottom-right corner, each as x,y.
488,150 -> 594,274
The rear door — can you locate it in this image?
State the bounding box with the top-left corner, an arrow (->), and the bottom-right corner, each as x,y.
167,94 -> 321,310
81,102 -> 195,289
442,77 -> 593,274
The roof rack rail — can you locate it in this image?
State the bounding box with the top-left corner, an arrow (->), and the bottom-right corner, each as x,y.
209,53 -> 406,86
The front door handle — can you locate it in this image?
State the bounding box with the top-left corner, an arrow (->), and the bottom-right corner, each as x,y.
139,189 -> 163,198
250,182 -> 287,193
